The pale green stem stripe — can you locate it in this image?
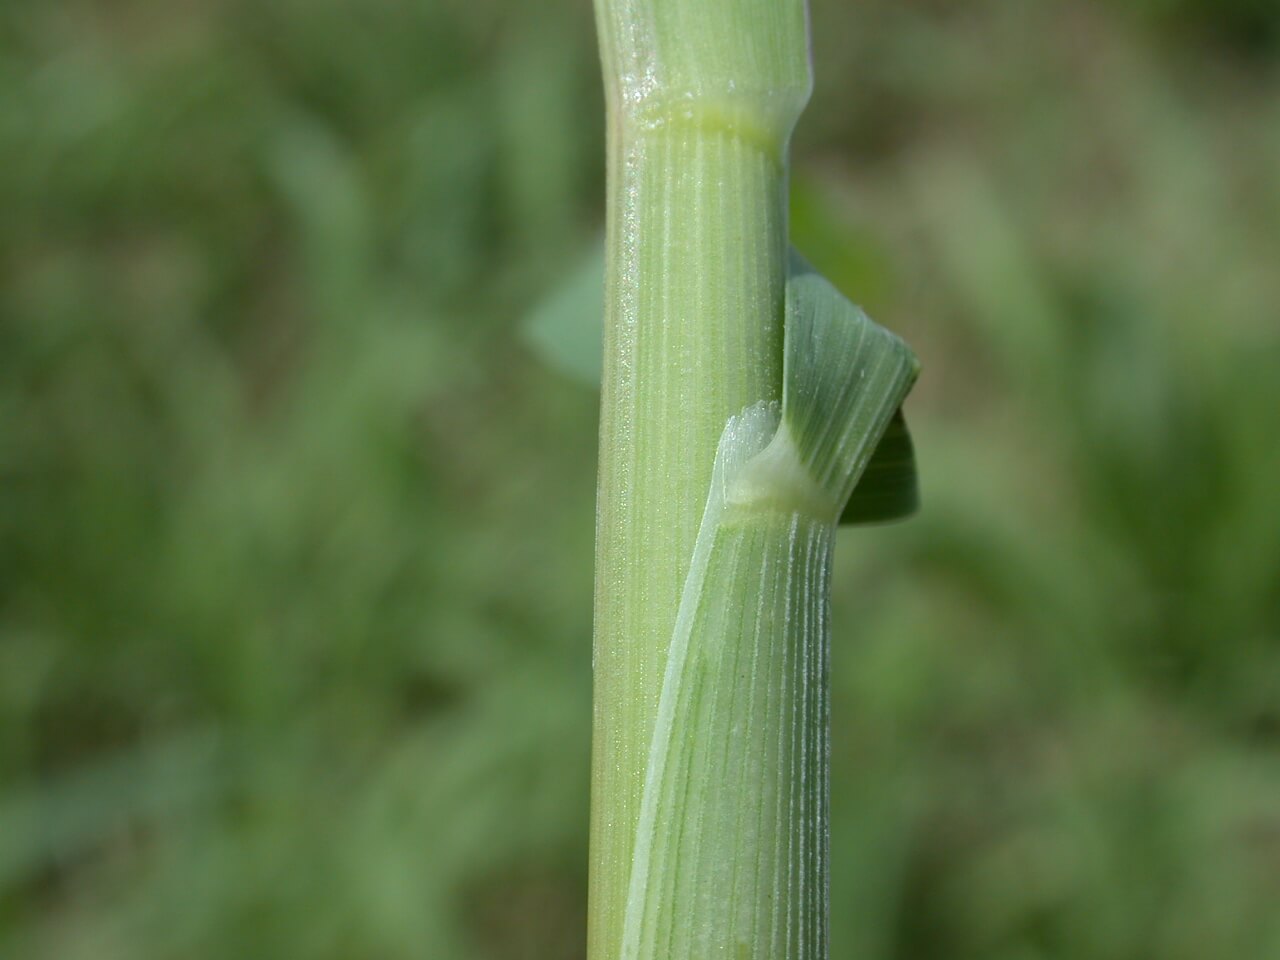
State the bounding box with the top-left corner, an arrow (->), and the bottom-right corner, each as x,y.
618,277 -> 917,960
590,2 -> 811,958
589,3 -> 920,960
591,117 -> 789,960
621,401 -> 830,960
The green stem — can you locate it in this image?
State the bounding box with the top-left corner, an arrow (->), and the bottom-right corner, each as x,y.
594,248 -> 918,960
590,2 -> 811,958
590,4 -> 918,959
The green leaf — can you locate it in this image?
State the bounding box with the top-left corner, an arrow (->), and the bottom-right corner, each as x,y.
520,242 -> 603,385
780,253 -> 920,516
521,243 -> 919,523
838,407 -> 919,524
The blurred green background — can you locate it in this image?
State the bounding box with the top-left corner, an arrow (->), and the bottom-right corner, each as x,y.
3,0 -> 1279,957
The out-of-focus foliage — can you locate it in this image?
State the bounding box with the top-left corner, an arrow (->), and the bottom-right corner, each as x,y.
1,1 -> 1277,958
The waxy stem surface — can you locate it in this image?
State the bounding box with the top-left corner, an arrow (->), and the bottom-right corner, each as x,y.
590,2 -> 919,958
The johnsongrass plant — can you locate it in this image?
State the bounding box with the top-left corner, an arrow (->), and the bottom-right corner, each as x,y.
588,1 -> 921,958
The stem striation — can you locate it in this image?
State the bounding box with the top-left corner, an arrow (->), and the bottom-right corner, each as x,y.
591,2 -> 810,958
590,4 -> 918,959
616,267 -> 918,960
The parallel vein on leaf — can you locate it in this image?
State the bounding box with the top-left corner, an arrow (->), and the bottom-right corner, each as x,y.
620,267 -> 919,960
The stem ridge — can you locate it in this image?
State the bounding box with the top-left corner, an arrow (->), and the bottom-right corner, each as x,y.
619,272 -> 918,960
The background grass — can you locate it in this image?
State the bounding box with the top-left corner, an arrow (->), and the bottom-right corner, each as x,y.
2,1 -> 1279,957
